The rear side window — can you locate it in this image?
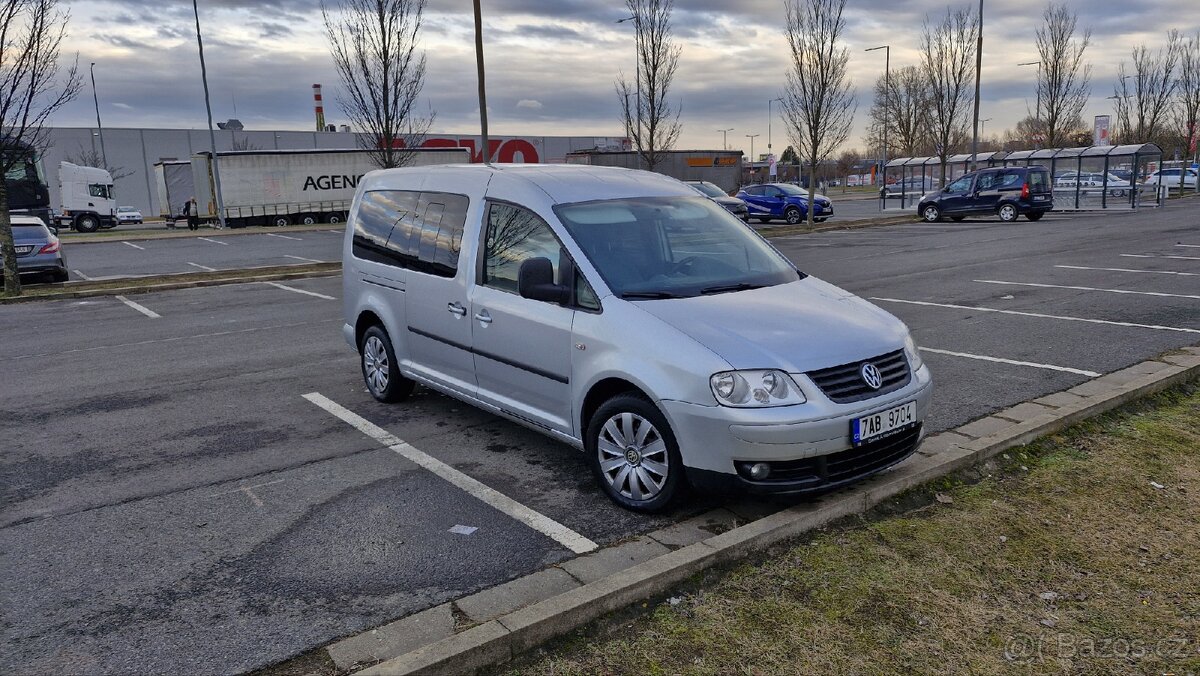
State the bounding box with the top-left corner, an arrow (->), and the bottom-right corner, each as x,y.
12,225 -> 48,239
352,190 -> 468,277
1029,171 -> 1049,192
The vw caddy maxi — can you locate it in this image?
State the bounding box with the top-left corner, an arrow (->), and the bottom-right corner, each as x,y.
342,164 -> 932,512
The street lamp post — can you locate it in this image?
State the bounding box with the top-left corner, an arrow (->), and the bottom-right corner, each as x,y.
89,63 -> 108,168
767,97 -> 783,152
865,45 -> 889,185
745,134 -> 759,163
981,117 -> 991,144
1018,61 -> 1041,129
617,14 -> 642,168
192,0 -> 226,229
970,0 -> 984,169
718,128 -> 734,150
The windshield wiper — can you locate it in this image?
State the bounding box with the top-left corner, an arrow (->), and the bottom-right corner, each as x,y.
620,291 -> 686,300
700,282 -> 767,295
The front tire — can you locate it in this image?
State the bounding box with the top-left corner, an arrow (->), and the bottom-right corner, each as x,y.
921,204 -> 941,223
271,215 -> 291,227
997,203 -> 1019,222
360,325 -> 415,403
586,393 -> 684,512
784,206 -> 803,225
75,215 -> 99,233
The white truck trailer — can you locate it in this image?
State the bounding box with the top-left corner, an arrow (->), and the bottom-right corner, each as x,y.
153,160 -> 195,221
55,161 -> 117,232
189,147 -> 468,228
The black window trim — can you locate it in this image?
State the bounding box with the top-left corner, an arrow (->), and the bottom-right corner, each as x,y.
475,198 -> 603,314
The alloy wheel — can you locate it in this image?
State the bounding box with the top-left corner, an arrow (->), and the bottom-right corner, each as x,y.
363,335 -> 389,393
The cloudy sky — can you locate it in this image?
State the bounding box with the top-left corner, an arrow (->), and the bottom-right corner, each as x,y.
54,0 -> 1190,155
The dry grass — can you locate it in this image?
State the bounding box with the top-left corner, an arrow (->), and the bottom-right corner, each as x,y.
511,384 -> 1200,675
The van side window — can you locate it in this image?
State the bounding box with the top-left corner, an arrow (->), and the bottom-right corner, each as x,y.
352,189 -> 467,277
483,202 -> 561,294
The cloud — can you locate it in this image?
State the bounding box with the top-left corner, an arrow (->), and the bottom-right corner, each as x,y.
516,99 -> 543,110
112,103 -> 133,110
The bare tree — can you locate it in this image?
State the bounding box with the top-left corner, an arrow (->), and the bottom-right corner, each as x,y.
230,135 -> 261,151
1114,31 -> 1182,145
615,0 -> 682,172
1172,32 -> 1200,188
1,0 -> 81,296
1035,3 -> 1092,147
323,0 -> 433,169
866,65 -> 932,157
919,7 -> 977,182
65,145 -> 133,181
781,0 -> 856,226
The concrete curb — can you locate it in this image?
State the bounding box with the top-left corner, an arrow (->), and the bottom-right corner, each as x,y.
58,223 -> 339,245
337,346 -> 1200,675
0,263 -> 340,304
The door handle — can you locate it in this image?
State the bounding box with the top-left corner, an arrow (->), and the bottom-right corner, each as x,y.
447,302 -> 467,317
474,309 -> 493,325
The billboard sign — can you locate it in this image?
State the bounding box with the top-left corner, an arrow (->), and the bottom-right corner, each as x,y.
1094,115 -> 1111,146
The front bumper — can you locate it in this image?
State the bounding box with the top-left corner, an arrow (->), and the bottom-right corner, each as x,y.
660,364 -> 933,495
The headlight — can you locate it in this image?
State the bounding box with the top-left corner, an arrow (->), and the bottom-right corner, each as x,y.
710,369 -> 806,407
904,333 -> 924,371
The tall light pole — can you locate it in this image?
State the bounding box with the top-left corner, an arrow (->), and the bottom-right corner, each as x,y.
980,117 -> 991,145
617,14 -> 642,168
473,0 -> 492,164
192,0 -> 225,228
865,45 -> 890,184
970,0 -> 984,169
745,134 -> 759,162
1018,61 -> 1041,126
767,97 -> 783,152
89,63 -> 108,168
718,128 -> 733,150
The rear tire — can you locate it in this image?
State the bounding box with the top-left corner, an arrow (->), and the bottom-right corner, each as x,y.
328,212 -> 344,224
1026,212 -> 1044,221
271,215 -> 291,227
359,325 -> 415,403
586,393 -> 684,512
997,203 -> 1019,222
300,214 -> 318,225
53,269 -> 69,283
920,204 -> 941,223
75,215 -> 99,233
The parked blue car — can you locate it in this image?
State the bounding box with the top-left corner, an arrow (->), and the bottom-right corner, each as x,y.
736,183 -> 833,224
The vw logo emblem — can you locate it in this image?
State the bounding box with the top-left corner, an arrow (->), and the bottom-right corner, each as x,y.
860,362 -> 883,390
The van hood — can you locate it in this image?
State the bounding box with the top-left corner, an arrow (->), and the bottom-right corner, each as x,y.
632,277 -> 908,372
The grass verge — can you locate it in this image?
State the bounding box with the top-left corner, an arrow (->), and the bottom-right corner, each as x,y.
509,383 -> 1200,675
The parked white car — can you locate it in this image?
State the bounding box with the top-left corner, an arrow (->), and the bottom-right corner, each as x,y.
341,164 -> 933,511
116,206 -> 143,224
1143,168 -> 1198,189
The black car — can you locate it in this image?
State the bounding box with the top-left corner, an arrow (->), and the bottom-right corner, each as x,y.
917,165 -> 1053,223
684,180 -> 750,221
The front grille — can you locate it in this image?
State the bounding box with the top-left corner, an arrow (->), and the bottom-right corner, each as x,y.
807,349 -> 910,403
737,424 -> 921,485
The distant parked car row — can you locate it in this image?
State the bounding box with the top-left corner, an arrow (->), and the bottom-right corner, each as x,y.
686,181 -> 835,225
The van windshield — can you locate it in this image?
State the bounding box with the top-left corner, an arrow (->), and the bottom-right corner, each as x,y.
554,196 -> 801,299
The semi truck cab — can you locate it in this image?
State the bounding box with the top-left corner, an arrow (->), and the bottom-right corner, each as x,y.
56,161 -> 117,232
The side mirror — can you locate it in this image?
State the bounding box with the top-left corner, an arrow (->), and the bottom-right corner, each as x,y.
518,257 -> 569,304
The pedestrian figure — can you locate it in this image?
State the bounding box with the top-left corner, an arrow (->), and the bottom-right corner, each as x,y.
183,197 -> 199,231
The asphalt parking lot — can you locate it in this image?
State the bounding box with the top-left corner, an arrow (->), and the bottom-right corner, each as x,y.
2,202 -> 1197,673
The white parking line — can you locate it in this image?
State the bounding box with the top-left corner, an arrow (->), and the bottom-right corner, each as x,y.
72,269 -> 91,281
303,392 -> 598,554
114,295 -> 161,319
1120,253 -> 1200,261
974,279 -> 1200,300
187,262 -> 217,271
1056,265 -> 1197,277
198,237 -> 229,246
263,281 -> 336,300
871,297 -> 1200,334
284,254 -> 325,263
266,233 -> 302,241
121,241 -> 145,250
919,347 -> 1100,377
1177,244 -> 1200,248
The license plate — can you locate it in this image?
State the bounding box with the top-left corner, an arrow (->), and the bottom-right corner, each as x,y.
14,246 -> 33,254
852,401 -> 917,445
1033,195 -> 1048,201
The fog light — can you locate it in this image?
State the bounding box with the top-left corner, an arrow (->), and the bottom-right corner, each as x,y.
748,463 -> 771,480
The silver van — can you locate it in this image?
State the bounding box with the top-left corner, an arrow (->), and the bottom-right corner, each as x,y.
342,164 -> 932,511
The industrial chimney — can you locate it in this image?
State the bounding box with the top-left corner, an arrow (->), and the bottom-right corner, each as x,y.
312,84 -> 325,131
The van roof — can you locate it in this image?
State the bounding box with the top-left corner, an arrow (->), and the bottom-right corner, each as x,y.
364,163 -> 696,203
